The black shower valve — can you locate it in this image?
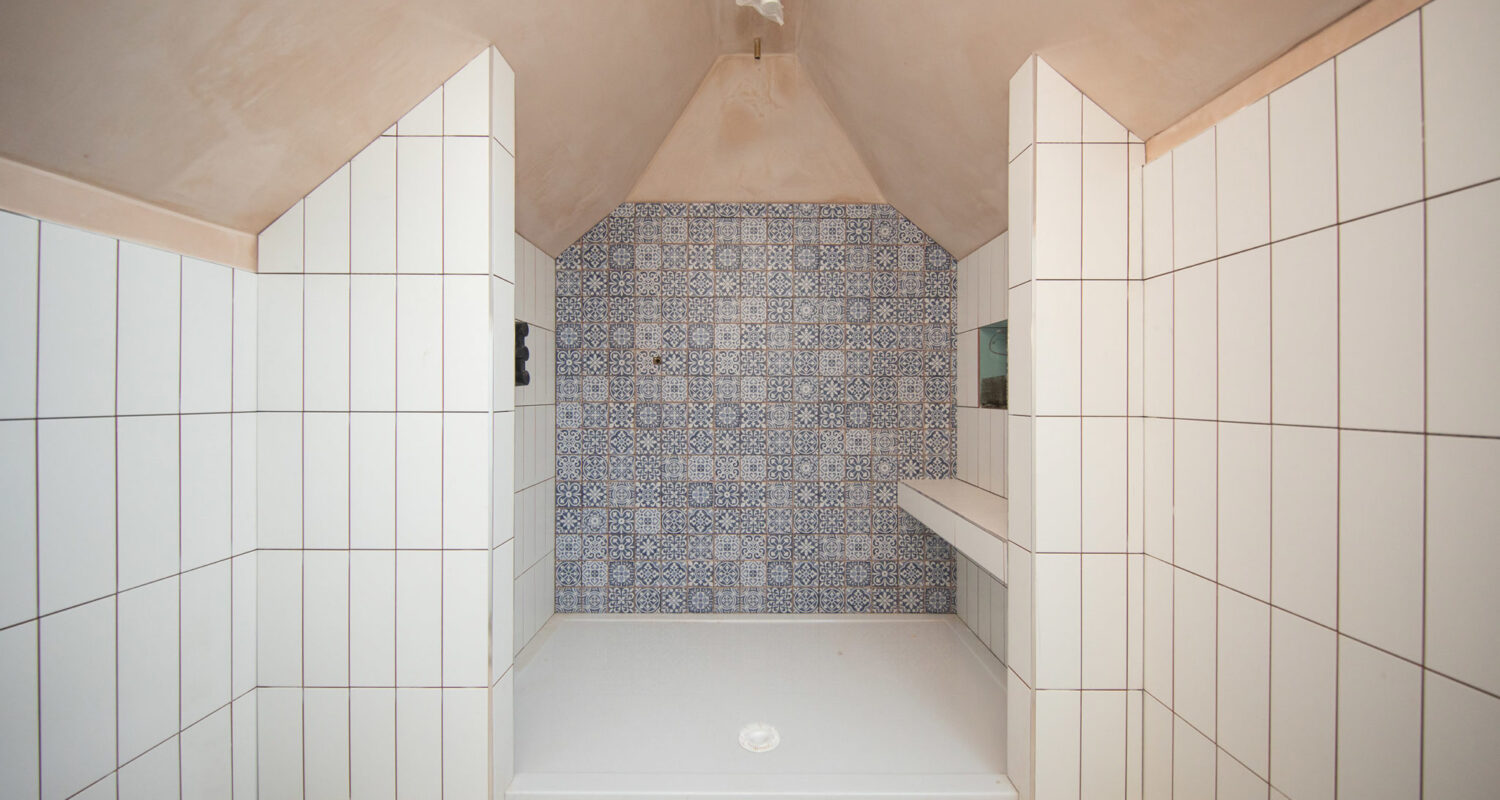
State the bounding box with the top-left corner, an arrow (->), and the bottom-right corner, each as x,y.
515,321 -> 532,387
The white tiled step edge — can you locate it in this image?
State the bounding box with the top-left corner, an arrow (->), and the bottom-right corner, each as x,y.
508,772 -> 1019,799
898,479 -> 1008,584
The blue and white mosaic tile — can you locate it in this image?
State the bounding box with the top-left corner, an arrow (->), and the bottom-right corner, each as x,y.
555,202 -> 957,614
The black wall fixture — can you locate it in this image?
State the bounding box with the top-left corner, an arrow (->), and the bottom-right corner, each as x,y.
515,321 -> 531,386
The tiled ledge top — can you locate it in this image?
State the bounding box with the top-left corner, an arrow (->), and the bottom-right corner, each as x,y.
899,479 -> 1008,538
897,479 -> 1009,584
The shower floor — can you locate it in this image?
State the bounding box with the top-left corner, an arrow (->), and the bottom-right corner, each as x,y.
510,614 -> 1014,799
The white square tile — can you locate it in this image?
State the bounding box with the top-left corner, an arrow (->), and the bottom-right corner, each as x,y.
303,551 -> 349,687
181,708 -> 232,800
1081,416 -> 1126,553
116,243 -> 179,415
442,552 -> 489,686
351,551 -> 396,686
1033,689 -> 1081,799
256,551 -> 302,687
1173,716 -> 1216,800
396,688 -> 443,797
181,259 -> 233,413
1143,274 -> 1173,417
1128,145 -> 1145,280
231,553 -> 256,697
492,414 -> 515,548
231,414 -> 256,555
1337,636 -> 1421,800
181,562 -> 230,726
397,85 -> 442,136
1270,229 -> 1338,427
1173,418 -> 1216,580
1426,435 -> 1500,696
491,142 -> 516,281
1271,425 -> 1338,627
304,688 -> 350,799
351,136 -> 397,274
1173,568 -> 1216,733
0,211 -> 39,419
444,48 -> 491,136
116,415 -> 178,591
1336,14 -> 1423,221
1081,280 -> 1126,415
1421,0 -> 1500,195
396,276 -> 443,411
231,694 -> 257,799
231,270 -> 257,412
1339,431 -> 1423,661
1269,62 -> 1337,240
1143,556 -> 1173,704
1081,554 -> 1127,689
1218,422 -> 1270,601
1217,587 -> 1270,776
1033,279 -> 1080,414
492,668 -> 516,791
1143,417 -> 1173,561
349,413 -> 395,549
492,542 -> 515,669
1143,695 -> 1172,799
73,775 -> 115,800
257,202 -> 303,274
1217,247 -> 1270,423
396,137 -> 443,274
1126,417 -> 1144,553
1008,56 -> 1035,161
1427,181 -> 1500,437
957,330 -> 977,407
1172,127 -> 1217,269
491,278 -> 516,412
256,274 -> 303,411
302,412 -> 350,549
1034,416 -> 1081,554
443,688 -> 489,797
1339,205 -> 1425,431
1082,96 -> 1127,143
1082,143 -> 1128,279
0,622 -> 39,798
442,413 -> 489,549
1034,554 -> 1081,688
1270,608 -> 1336,800
444,275 -> 491,411
0,421 -> 36,627
118,579 -> 178,762
118,738 -> 178,800
256,688 -> 303,800
1008,417 -> 1032,552
1173,260 -> 1216,420
1216,98 -> 1270,256
396,551 -> 442,686
181,413 -> 231,571
396,413 -> 442,548
1142,154 -> 1173,279
351,275 -> 397,411
1422,670 -> 1500,799
1008,149 -> 1035,287
444,137 -> 490,275
40,597 -> 115,800
1219,747 -> 1269,800
1034,143 -> 1082,279
37,223 -> 115,417
304,164 -> 351,273
351,688 -> 396,800
492,49 -> 517,155
303,274 -> 350,411
1080,690 -> 1126,800
1034,58 -> 1081,143
256,412 -> 302,548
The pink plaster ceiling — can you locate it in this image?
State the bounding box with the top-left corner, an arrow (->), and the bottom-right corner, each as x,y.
0,0 -> 1368,260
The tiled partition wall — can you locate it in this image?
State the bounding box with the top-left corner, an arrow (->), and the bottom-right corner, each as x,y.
1138,0 -> 1500,796
1006,55 -> 1148,800
0,212 -> 259,799
253,47 -> 519,799
954,232 -> 1011,659
513,236 -> 557,652
554,202 -> 959,614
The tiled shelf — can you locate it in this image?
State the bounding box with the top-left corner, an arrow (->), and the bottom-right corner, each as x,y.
897,479 -> 1008,584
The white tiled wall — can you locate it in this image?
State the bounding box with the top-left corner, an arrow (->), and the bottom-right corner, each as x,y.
253,45 -> 518,799
956,232 -> 1011,500
514,235 -> 557,653
0,210 -> 258,800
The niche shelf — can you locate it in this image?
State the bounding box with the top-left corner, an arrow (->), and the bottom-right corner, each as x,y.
897,479 -> 1008,584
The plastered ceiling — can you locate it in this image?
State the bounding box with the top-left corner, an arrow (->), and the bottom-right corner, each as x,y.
0,0 -> 1366,260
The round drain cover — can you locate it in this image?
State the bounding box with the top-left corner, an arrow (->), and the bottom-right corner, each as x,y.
738,722 -> 781,753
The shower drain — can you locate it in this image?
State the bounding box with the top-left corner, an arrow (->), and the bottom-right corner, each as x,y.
738,722 -> 781,753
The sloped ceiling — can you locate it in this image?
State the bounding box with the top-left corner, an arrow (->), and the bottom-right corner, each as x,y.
0,0 -> 1367,261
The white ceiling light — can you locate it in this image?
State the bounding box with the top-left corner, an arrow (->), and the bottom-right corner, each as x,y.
735,0 -> 785,26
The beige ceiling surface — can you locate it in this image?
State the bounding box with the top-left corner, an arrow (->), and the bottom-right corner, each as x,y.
0,0 -> 1366,260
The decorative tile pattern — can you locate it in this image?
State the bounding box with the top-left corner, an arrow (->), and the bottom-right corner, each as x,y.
555,202 -> 958,613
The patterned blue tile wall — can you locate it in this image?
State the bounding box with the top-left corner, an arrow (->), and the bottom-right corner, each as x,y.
554,202 -> 957,614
